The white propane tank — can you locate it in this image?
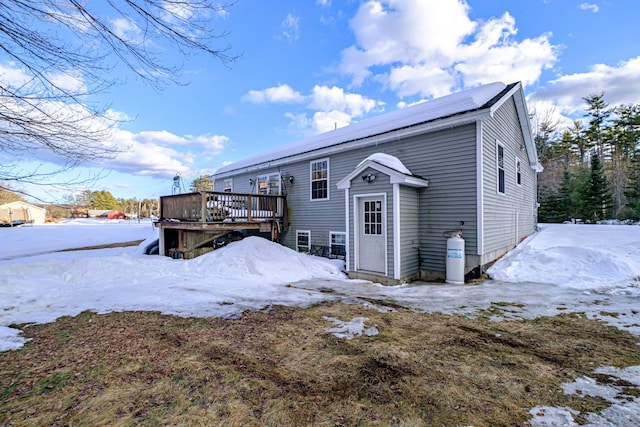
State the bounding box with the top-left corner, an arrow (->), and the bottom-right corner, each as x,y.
446,232 -> 465,284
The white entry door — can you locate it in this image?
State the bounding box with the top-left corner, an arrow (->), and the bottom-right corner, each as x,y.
358,196 -> 386,274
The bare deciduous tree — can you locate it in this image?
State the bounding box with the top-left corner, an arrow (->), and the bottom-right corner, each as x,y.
0,0 -> 236,192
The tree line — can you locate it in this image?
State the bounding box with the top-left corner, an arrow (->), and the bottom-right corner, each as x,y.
65,190 -> 159,218
1,173 -> 214,220
536,93 -> 640,222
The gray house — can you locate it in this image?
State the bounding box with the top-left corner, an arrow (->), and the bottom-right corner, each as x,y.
205,82 -> 540,283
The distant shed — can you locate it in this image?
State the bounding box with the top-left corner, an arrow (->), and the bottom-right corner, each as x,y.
0,201 -> 46,225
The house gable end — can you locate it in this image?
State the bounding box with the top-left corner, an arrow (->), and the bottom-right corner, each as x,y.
486,83 -> 541,172
337,159 -> 429,190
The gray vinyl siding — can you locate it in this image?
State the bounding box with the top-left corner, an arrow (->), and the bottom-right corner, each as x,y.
279,155 -> 351,249
213,157 -> 350,251
408,125 -> 478,272
214,124 -> 479,274
331,124 -> 477,274
482,98 -> 537,257
399,185 -> 419,278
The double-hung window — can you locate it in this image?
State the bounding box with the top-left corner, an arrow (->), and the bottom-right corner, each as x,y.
257,173 -> 281,195
310,159 -> 329,200
296,230 -> 310,253
329,232 -> 346,258
223,178 -> 233,193
497,142 -> 505,194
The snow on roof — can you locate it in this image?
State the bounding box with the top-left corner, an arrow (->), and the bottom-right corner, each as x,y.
217,82 -> 508,175
357,153 -> 411,175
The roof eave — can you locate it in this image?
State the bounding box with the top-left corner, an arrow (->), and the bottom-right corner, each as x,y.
215,109 -> 493,179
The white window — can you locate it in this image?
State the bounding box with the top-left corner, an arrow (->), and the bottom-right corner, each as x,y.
497,142 -> 505,194
223,178 -> 233,193
296,230 -> 310,253
310,159 -> 329,200
516,159 -> 522,186
329,232 -> 346,258
257,173 -> 281,195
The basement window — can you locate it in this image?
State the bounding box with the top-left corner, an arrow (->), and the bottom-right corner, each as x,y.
296,230 -> 310,253
329,232 -> 346,259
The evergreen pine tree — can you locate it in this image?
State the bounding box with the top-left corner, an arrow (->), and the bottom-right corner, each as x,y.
583,153 -> 613,222
91,190 -> 118,210
538,189 -> 562,222
625,150 -> 640,219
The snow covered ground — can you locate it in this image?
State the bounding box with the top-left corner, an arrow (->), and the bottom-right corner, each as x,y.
1,219 -> 640,425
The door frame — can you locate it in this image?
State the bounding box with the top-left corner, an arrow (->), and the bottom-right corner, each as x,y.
353,192 -> 388,276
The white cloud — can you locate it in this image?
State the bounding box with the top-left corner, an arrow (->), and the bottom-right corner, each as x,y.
580,3 -> 600,13
307,85 -> 383,117
280,85 -> 383,135
317,0 -> 331,6
384,65 -> 455,98
105,130 -> 229,179
311,110 -> 353,133
244,83 -> 383,135
242,84 -> 306,104
0,62 -> 30,86
338,0 -> 558,97
281,13 -> 300,43
110,17 -> 142,44
530,56 -> 640,124
1,61 -> 87,94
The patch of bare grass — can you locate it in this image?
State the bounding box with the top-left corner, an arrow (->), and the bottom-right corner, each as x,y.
60,240 -> 144,252
1,303 -> 640,426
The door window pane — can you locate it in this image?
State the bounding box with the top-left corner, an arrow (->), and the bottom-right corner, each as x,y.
363,199 -> 382,235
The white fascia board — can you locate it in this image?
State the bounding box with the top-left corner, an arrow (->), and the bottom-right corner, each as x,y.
507,84 -> 542,173
214,110 -> 493,179
391,175 -> 430,188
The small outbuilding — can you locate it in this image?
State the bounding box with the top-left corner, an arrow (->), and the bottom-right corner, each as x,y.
0,201 -> 47,225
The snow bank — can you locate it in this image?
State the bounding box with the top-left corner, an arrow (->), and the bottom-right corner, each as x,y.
488,224 -> 640,293
188,236 -> 344,284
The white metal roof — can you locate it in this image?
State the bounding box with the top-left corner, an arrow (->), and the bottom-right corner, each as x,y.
216,82 -> 513,175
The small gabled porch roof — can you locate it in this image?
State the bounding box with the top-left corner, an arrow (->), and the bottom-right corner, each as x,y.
337,153 -> 429,189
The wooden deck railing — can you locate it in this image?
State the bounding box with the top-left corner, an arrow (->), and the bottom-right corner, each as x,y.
159,191 -> 286,224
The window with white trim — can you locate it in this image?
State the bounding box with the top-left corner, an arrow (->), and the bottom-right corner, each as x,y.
310,159 -> 329,200
257,173 -> 281,195
329,232 -> 346,258
296,230 -> 310,253
223,178 -> 233,193
497,142 -> 505,194
516,159 -> 522,186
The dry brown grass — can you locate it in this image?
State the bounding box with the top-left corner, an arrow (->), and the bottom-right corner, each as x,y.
1,302 -> 639,426
60,240 -> 145,252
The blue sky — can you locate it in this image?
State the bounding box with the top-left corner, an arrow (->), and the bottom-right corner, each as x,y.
3,0 -> 640,203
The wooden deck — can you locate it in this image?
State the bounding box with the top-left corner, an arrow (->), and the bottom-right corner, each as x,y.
154,191 -> 287,258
